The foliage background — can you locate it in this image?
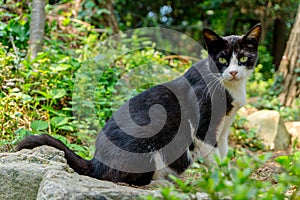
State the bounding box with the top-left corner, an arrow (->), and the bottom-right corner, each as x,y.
0,0 -> 300,199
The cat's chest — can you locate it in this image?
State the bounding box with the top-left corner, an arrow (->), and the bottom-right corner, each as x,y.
225,82 -> 247,109
218,86 -> 245,139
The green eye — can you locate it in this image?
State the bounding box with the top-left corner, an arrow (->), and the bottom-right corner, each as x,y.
240,56 -> 248,62
218,57 -> 227,64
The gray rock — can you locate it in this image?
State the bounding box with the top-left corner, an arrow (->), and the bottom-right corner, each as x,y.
0,146 -> 73,200
0,145 -> 209,200
37,170 -> 160,200
247,110 -> 291,150
285,121 -> 300,147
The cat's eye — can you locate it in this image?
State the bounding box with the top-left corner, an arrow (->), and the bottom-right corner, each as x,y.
218,57 -> 227,64
240,57 -> 248,63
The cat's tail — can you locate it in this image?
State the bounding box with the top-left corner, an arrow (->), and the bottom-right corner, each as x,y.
15,134 -> 92,176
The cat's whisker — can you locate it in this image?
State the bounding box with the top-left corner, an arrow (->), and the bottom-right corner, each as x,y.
209,82 -> 222,98
210,81 -> 224,100
202,74 -> 221,85
203,78 -> 219,95
202,79 -> 215,98
204,78 -> 222,100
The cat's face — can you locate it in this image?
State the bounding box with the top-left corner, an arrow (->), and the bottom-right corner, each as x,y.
203,24 -> 262,84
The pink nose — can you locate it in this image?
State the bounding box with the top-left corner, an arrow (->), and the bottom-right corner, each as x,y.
230,71 -> 238,77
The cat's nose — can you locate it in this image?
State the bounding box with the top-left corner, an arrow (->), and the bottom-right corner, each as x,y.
229,71 -> 238,77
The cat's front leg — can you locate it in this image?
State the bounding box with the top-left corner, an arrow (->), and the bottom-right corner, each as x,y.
218,114 -> 235,159
199,143 -> 221,165
218,133 -> 229,159
217,133 -> 232,169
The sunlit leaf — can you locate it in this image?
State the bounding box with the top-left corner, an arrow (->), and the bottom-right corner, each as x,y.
50,64 -> 71,71
58,125 -> 74,131
31,120 -> 48,131
50,117 -> 69,127
51,89 -> 66,99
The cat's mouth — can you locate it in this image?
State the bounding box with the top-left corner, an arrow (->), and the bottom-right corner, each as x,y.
223,76 -> 242,82
229,77 -> 240,81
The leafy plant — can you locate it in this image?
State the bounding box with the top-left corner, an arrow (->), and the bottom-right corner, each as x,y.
0,15 -> 30,51
148,149 -> 300,200
247,63 -> 274,98
230,114 -> 265,151
274,150 -> 300,199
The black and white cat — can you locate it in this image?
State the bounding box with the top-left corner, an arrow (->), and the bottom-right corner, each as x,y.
16,24 -> 262,186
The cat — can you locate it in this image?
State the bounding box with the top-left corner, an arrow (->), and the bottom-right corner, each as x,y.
16,24 -> 262,186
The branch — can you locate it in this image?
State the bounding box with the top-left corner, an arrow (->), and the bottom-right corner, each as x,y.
9,36 -> 19,61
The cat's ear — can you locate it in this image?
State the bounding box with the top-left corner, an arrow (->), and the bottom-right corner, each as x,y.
203,28 -> 226,53
243,24 -> 262,43
203,28 -> 224,45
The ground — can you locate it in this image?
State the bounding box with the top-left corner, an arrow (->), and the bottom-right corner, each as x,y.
251,149 -> 289,183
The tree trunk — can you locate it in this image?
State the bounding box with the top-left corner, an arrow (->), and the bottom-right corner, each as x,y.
96,0 -> 119,34
272,18 -> 287,70
277,4 -> 300,107
28,0 -> 46,60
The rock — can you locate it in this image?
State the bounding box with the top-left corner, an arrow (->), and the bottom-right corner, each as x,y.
247,110 -> 291,150
0,145 -> 209,200
37,170 -> 160,200
0,146 -> 73,200
237,106 -> 258,118
285,121 -> 300,147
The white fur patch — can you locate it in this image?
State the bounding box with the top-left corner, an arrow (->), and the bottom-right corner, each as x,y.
153,151 -> 165,169
152,152 -> 177,180
188,120 -> 220,164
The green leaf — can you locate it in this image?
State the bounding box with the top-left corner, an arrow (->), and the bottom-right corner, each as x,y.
62,18 -> 71,26
33,90 -> 52,99
51,134 -> 69,146
31,120 -> 49,131
293,152 -> 300,161
41,105 -> 66,116
85,1 -> 95,9
96,8 -> 111,15
50,117 -> 69,127
275,155 -> 290,168
58,125 -> 74,131
50,64 -> 71,71
11,92 -> 33,102
51,89 -> 66,99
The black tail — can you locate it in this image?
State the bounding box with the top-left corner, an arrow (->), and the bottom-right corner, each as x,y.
16,134 -> 92,176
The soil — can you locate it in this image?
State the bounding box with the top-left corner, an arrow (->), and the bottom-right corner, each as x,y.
251,149 -> 291,183
251,148 -> 299,197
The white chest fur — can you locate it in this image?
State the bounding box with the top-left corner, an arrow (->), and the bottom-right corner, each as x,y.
225,80 -> 247,108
